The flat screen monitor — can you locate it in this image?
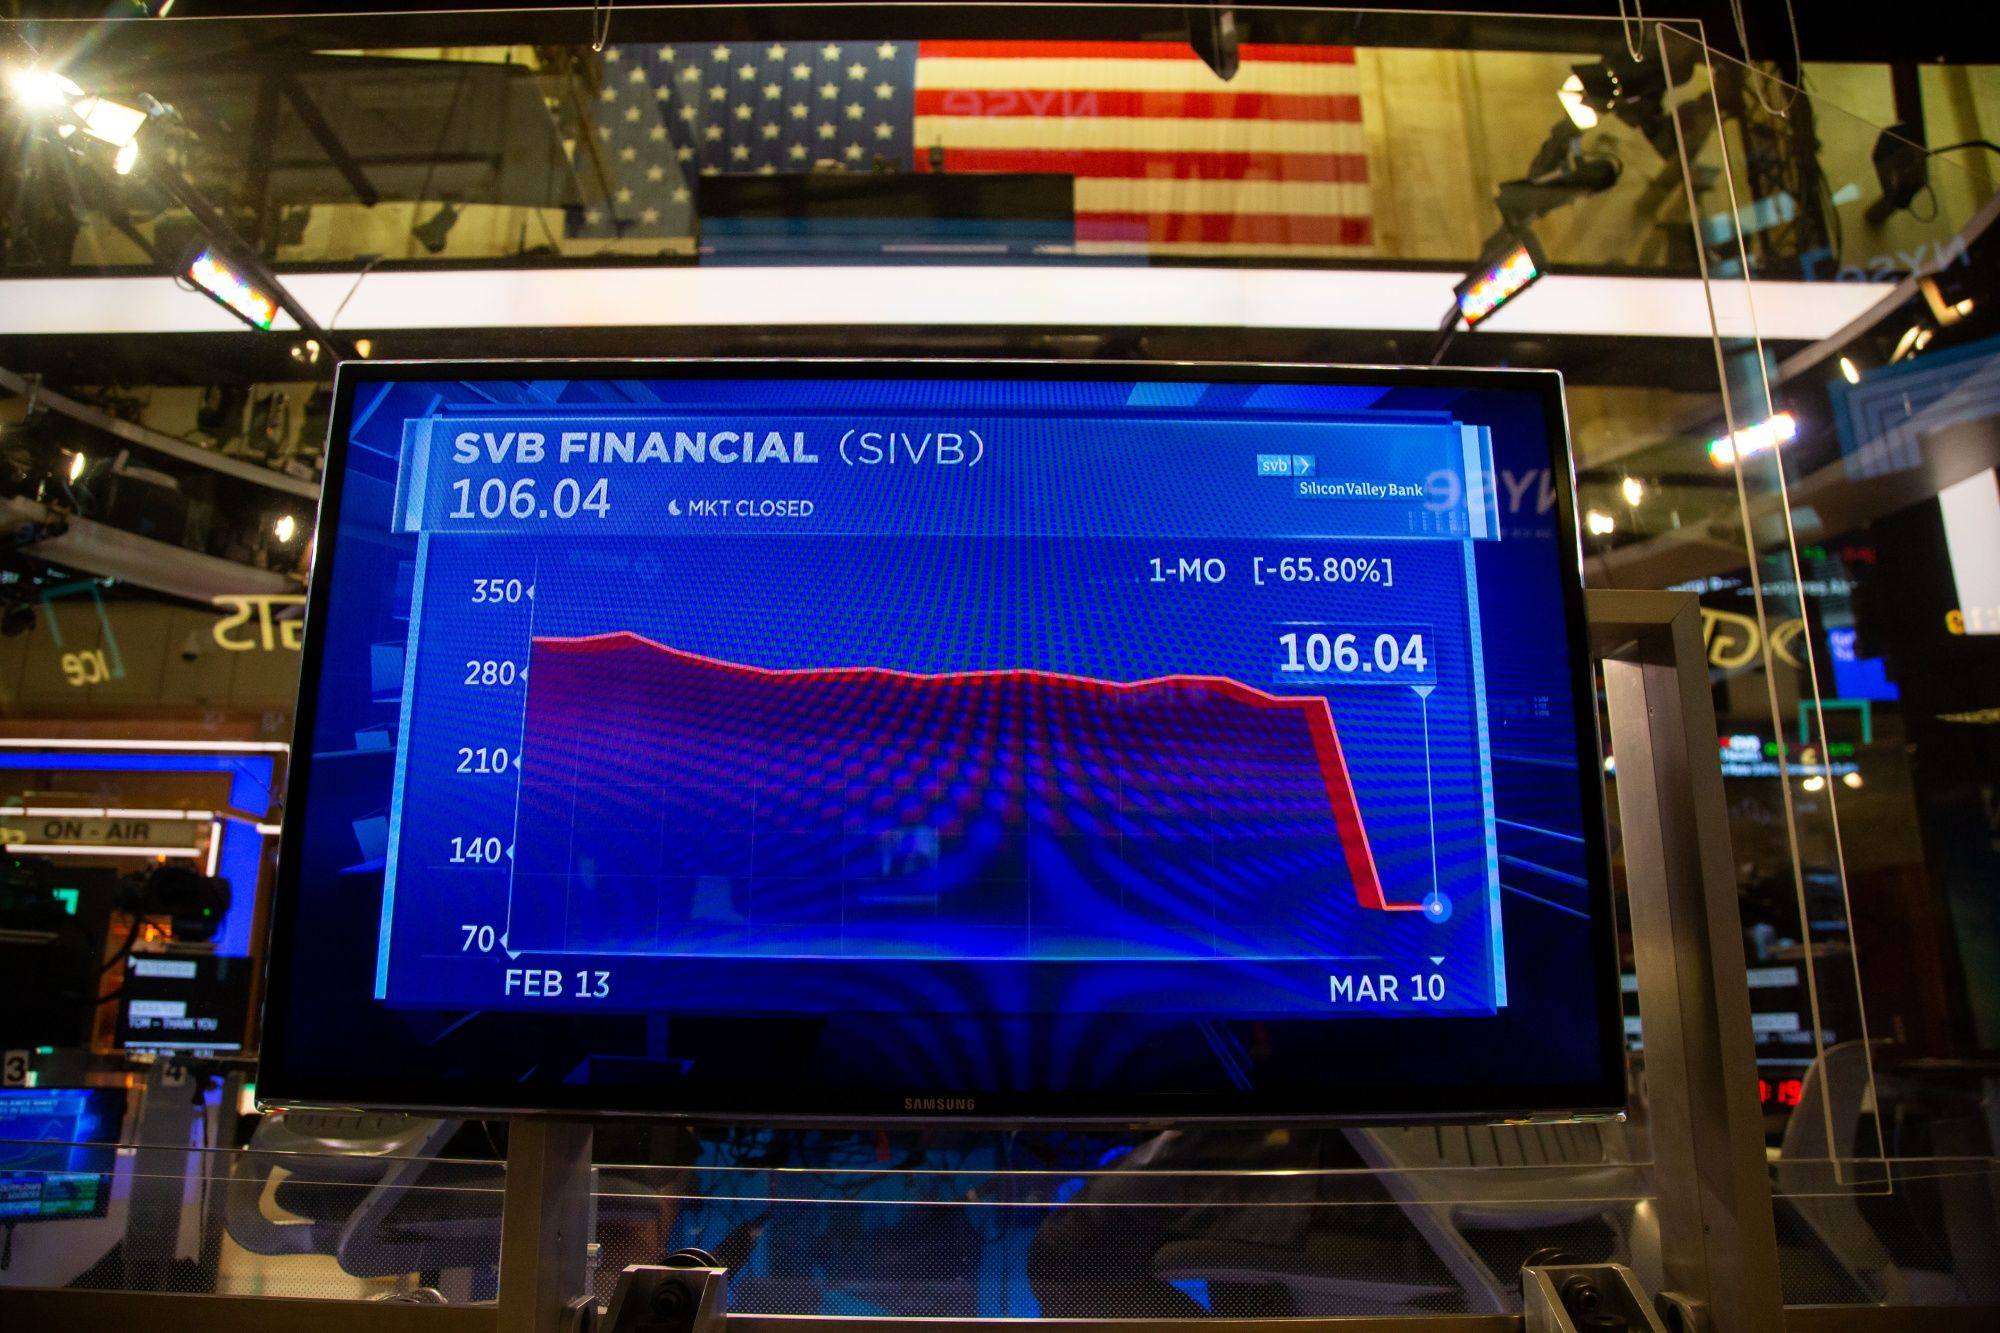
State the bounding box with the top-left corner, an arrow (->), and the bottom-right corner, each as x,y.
0,1087 -> 126,1223
259,360 -> 1617,1121
116,953 -> 255,1055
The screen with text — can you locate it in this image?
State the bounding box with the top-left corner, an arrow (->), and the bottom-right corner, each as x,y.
262,365 -> 1618,1120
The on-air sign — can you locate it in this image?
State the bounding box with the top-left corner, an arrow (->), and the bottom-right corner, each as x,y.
16,816 -> 205,849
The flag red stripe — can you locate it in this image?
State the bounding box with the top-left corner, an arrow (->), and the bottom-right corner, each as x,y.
913,88 -> 1361,122
1239,44 -> 1357,65
919,148 -> 1368,184
917,40 -> 1354,63
1078,211 -> 1373,247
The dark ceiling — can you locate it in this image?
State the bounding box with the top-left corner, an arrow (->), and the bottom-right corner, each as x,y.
1,2 -> 1984,69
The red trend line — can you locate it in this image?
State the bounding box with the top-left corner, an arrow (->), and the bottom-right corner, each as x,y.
532,630 -> 1415,913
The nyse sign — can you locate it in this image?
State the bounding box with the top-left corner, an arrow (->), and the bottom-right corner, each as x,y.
213,594 -> 306,652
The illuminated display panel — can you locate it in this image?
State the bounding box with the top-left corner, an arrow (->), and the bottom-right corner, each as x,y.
0,1088 -> 125,1223
259,361 -> 1618,1120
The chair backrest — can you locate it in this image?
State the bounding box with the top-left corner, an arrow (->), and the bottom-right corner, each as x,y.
223,1111 -> 459,1260
1775,1039 -> 1904,1302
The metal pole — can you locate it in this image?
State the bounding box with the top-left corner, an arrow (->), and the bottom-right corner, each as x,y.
1588,589 -> 1782,1331
496,1118 -> 594,1333
122,1059 -> 204,1292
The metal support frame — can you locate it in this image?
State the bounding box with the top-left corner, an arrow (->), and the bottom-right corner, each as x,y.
121,1059 -> 207,1292
497,1120 -> 595,1333
588,1258 -> 729,1333
1522,1261 -> 1668,1333
1590,588 -> 1783,1332
277,73 -> 383,208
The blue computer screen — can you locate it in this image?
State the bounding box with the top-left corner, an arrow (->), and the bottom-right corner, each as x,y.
0,1088 -> 123,1222
260,363 -> 1618,1120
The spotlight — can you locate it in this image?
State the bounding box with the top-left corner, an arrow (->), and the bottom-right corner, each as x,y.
66,91 -> 148,152
353,338 -> 373,358
1709,412 -> 1798,468
1891,323 -> 1932,362
65,450 -> 87,484
186,246 -> 279,331
1454,231 -> 1546,329
1568,61 -> 1631,118
1841,770 -> 1864,789
6,64 -> 151,173
411,200 -> 462,255
1585,509 -> 1615,536
1801,774 -> 1826,793
1562,51 -> 1685,159
5,66 -> 83,109
1838,356 -> 1861,385
288,339 -> 321,365
1620,476 -> 1645,507
1558,73 -> 1598,130
272,514 -> 299,544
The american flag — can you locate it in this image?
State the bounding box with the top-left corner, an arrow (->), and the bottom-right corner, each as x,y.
573,38 -> 1371,258
571,41 -> 916,240
911,40 -> 1371,257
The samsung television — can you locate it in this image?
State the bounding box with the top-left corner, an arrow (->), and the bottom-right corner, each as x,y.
258,360 -> 1619,1121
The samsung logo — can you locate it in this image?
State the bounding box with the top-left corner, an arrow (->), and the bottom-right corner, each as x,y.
904,1096 -> 976,1112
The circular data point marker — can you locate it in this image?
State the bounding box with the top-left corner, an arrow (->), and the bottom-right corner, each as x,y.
1422,891 -> 1452,923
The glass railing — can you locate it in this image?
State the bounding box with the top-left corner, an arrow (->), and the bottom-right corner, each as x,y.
5,1123 -> 1991,1311
1,1124 -> 1656,1316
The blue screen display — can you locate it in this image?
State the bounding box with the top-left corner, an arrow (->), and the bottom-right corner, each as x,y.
0,1088 -> 123,1222
261,363 -> 1618,1120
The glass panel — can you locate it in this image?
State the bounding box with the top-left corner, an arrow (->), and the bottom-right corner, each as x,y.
1663,25 -> 2000,1308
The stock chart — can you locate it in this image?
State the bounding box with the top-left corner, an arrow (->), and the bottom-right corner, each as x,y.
263,365 -> 1614,1118
367,381 -> 1507,1020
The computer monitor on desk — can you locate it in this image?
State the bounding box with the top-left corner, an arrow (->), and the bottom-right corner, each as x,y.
258,360 -> 1617,1122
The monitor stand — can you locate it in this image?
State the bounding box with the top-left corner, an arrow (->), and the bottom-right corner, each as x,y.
493,589 -> 1781,1333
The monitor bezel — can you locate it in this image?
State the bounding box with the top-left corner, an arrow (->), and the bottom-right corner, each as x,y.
258,357 -> 1622,1125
